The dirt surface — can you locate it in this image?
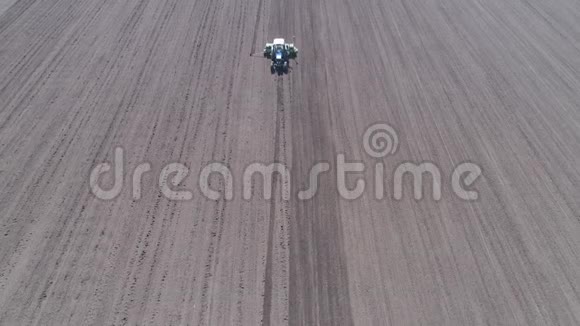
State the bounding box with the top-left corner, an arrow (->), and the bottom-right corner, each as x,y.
1,0 -> 580,324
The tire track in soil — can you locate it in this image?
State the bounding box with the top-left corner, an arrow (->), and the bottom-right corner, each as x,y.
12,0 -> 173,321
108,0 -> 229,324
250,0 -> 266,56
261,77 -> 287,326
195,0 -> 250,323
283,0 -> 355,323
0,0 -> 142,305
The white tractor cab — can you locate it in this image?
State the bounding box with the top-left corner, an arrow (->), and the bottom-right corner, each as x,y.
263,38 -> 298,75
